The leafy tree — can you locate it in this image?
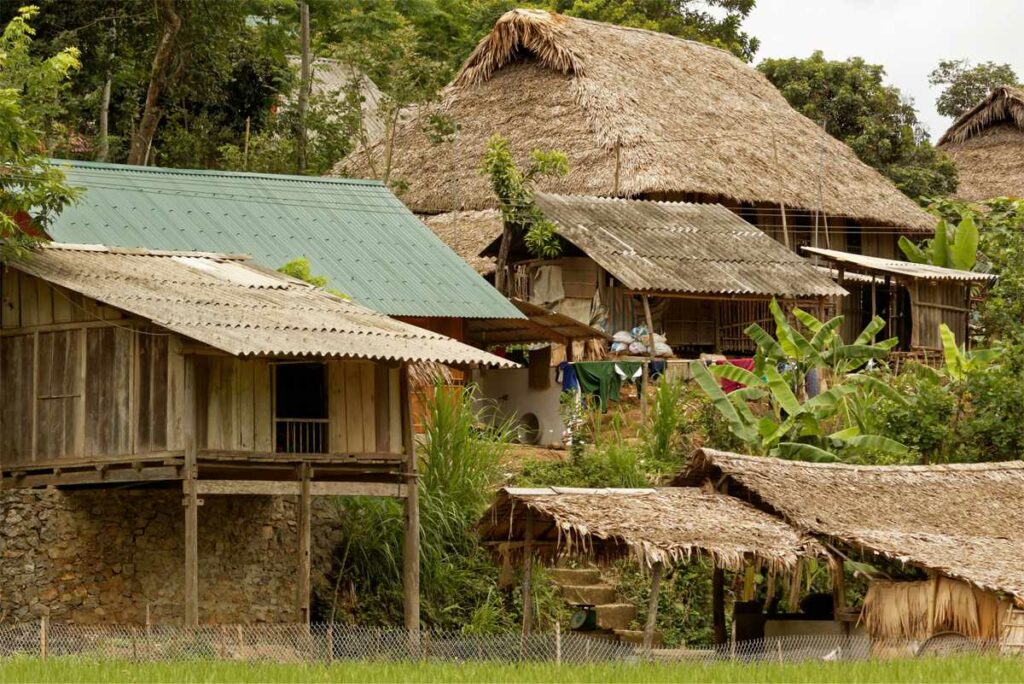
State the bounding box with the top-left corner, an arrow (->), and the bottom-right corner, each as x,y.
928,59 -> 1020,119
480,134 -> 569,293
0,6 -> 80,260
551,0 -> 759,62
758,51 -> 958,202
898,215 -> 979,270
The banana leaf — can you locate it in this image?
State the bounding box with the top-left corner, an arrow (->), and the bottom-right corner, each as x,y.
841,434 -> 910,457
803,384 -> 859,414
770,299 -> 815,359
852,316 -> 886,346
930,219 -> 949,268
775,442 -> 840,462
745,323 -> 786,360
939,323 -> 965,380
809,316 -> 844,353
844,373 -> 909,405
949,215 -> 979,271
829,426 -> 861,440
729,387 -> 767,403
792,307 -> 824,334
898,235 -> 929,264
690,361 -> 758,442
763,365 -> 803,417
708,363 -> 761,387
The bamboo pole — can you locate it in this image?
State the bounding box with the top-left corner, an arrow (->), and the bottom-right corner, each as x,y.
400,365 -> 420,637
298,462 -> 312,624
643,562 -> 663,650
521,508 -> 535,641
641,294 -> 656,424
183,354 -> 199,627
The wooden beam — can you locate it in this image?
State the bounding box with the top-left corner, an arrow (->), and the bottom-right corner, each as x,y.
400,364 -> 420,635
183,354 -> 200,627
297,463 -> 312,624
198,449 -> 403,464
521,507 -> 534,641
712,566 -> 726,646
311,481 -> 406,497
192,479 -> 407,497
643,561 -> 663,650
1,465 -> 179,489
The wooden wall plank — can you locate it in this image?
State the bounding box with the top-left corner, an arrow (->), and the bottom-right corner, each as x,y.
237,358 -> 255,451
51,286 -> 73,324
167,335 -> 185,451
84,327 -> 132,457
253,359 -> 273,452
36,330 -> 80,460
1,267 -> 20,329
206,357 -> 225,450
374,364 -> 390,453
360,362 -> 376,453
343,362 -> 364,453
328,362 -> 347,453
388,367 -> 402,454
19,276 -> 38,327
0,334 -> 34,466
34,282 -> 54,326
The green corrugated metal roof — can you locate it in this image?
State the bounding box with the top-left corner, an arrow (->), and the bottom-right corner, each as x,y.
47,159 -> 521,319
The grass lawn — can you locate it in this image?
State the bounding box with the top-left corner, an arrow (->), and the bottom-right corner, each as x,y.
2,656 -> 1023,683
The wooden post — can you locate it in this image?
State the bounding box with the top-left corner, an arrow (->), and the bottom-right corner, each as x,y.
399,364 -> 420,635
39,616 -> 48,660
643,561 -> 663,650
297,462 -> 312,624
521,507 -> 535,641
554,620 -> 561,665
712,566 -> 726,646
641,295 -> 656,425
183,354 -> 199,627
786,559 -> 803,613
831,558 -> 846,619
742,561 -> 757,601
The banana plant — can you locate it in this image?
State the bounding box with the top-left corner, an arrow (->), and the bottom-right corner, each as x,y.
938,323 -> 1001,381
899,216 -> 979,271
691,360 -> 909,462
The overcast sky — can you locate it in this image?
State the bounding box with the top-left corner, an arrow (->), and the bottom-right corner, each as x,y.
746,0 -> 1024,141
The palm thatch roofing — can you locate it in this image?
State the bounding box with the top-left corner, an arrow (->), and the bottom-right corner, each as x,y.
477,486 -> 825,571
937,86 -> 1024,201
677,449 -> 1024,599
337,9 -> 933,237
505,193 -> 847,298
421,210 -> 502,275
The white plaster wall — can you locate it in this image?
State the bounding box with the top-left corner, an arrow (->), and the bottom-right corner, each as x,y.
471,368 -> 565,448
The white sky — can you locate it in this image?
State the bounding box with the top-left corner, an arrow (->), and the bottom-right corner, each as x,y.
745,0 -> 1024,141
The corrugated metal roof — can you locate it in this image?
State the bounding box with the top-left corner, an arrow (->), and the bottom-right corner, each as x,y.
803,247 -> 997,283
10,244 -> 516,368
465,298 -> 608,345
533,193 -> 848,298
47,160 -> 522,319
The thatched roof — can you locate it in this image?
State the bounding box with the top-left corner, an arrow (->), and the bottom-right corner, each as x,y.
477,486 -> 824,571
937,86 -> 1024,201
286,56 -> 385,142
421,210 -> 502,275
514,193 -> 847,298
678,449 -> 1024,598
337,9 -> 933,234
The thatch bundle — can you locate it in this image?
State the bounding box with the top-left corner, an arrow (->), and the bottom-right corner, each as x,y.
863,577 -> 1011,641
937,86 -> 1024,201
338,9 -> 932,235
680,449 -> 1024,600
477,486 -> 824,571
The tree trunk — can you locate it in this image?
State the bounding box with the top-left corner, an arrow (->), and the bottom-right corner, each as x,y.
127,0 -> 181,165
494,223 -> 513,295
96,76 -> 112,161
296,2 -> 311,173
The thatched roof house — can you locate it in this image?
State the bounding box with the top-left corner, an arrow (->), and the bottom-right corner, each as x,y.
937,86 -> 1024,201
339,9 -> 933,237
678,449 -> 1024,599
478,487 -> 823,570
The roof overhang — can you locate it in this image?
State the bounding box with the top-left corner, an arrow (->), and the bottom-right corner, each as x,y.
465,298 -> 608,347
804,247 -> 996,284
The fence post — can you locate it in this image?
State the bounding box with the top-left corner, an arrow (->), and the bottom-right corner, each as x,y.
555,621 -> 561,665
39,616 -> 48,660
327,623 -> 334,664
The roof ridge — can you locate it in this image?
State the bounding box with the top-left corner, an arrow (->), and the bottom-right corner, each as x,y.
700,448 -> 1024,473
38,242 -> 250,261
51,158 -> 386,187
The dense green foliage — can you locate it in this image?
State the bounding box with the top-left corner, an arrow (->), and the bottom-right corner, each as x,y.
928,59 -> 1020,119
757,51 -> 958,201
0,6 -> 80,260
898,215 -> 979,270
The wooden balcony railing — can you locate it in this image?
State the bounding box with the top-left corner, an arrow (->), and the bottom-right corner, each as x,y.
275,418 -> 328,454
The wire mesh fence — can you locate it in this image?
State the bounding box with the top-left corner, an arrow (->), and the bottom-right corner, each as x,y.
0,622 -> 1011,665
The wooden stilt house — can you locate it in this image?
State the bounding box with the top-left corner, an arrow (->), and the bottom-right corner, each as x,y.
0,243 -> 513,626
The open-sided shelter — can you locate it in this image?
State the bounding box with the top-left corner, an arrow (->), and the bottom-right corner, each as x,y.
678,449 -> 1024,643
937,86 -> 1024,201
483,193 -> 846,354
0,243 -> 513,627
478,486 -> 824,645
804,247 -> 996,351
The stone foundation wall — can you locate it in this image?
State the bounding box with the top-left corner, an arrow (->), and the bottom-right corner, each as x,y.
1,489 -> 338,625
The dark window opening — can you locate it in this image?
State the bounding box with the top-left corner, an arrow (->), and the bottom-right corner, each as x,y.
274,362 -> 328,454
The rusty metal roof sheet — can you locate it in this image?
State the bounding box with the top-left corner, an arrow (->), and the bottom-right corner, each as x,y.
532,193 -> 847,298
10,244 -> 517,367
803,247 -> 996,283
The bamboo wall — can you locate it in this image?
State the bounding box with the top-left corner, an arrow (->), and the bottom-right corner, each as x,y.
908,281 -> 971,350
0,269 -> 401,471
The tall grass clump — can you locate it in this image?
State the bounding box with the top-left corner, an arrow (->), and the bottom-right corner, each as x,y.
642,376 -> 687,475
322,382 -> 515,630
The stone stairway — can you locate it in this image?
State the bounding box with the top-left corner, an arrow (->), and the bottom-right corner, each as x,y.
548,567 -> 662,646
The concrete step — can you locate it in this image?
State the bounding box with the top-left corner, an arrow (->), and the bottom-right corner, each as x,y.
559,584 -> 618,605
547,568 -> 603,586
613,629 -> 664,647
594,603 -> 636,631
